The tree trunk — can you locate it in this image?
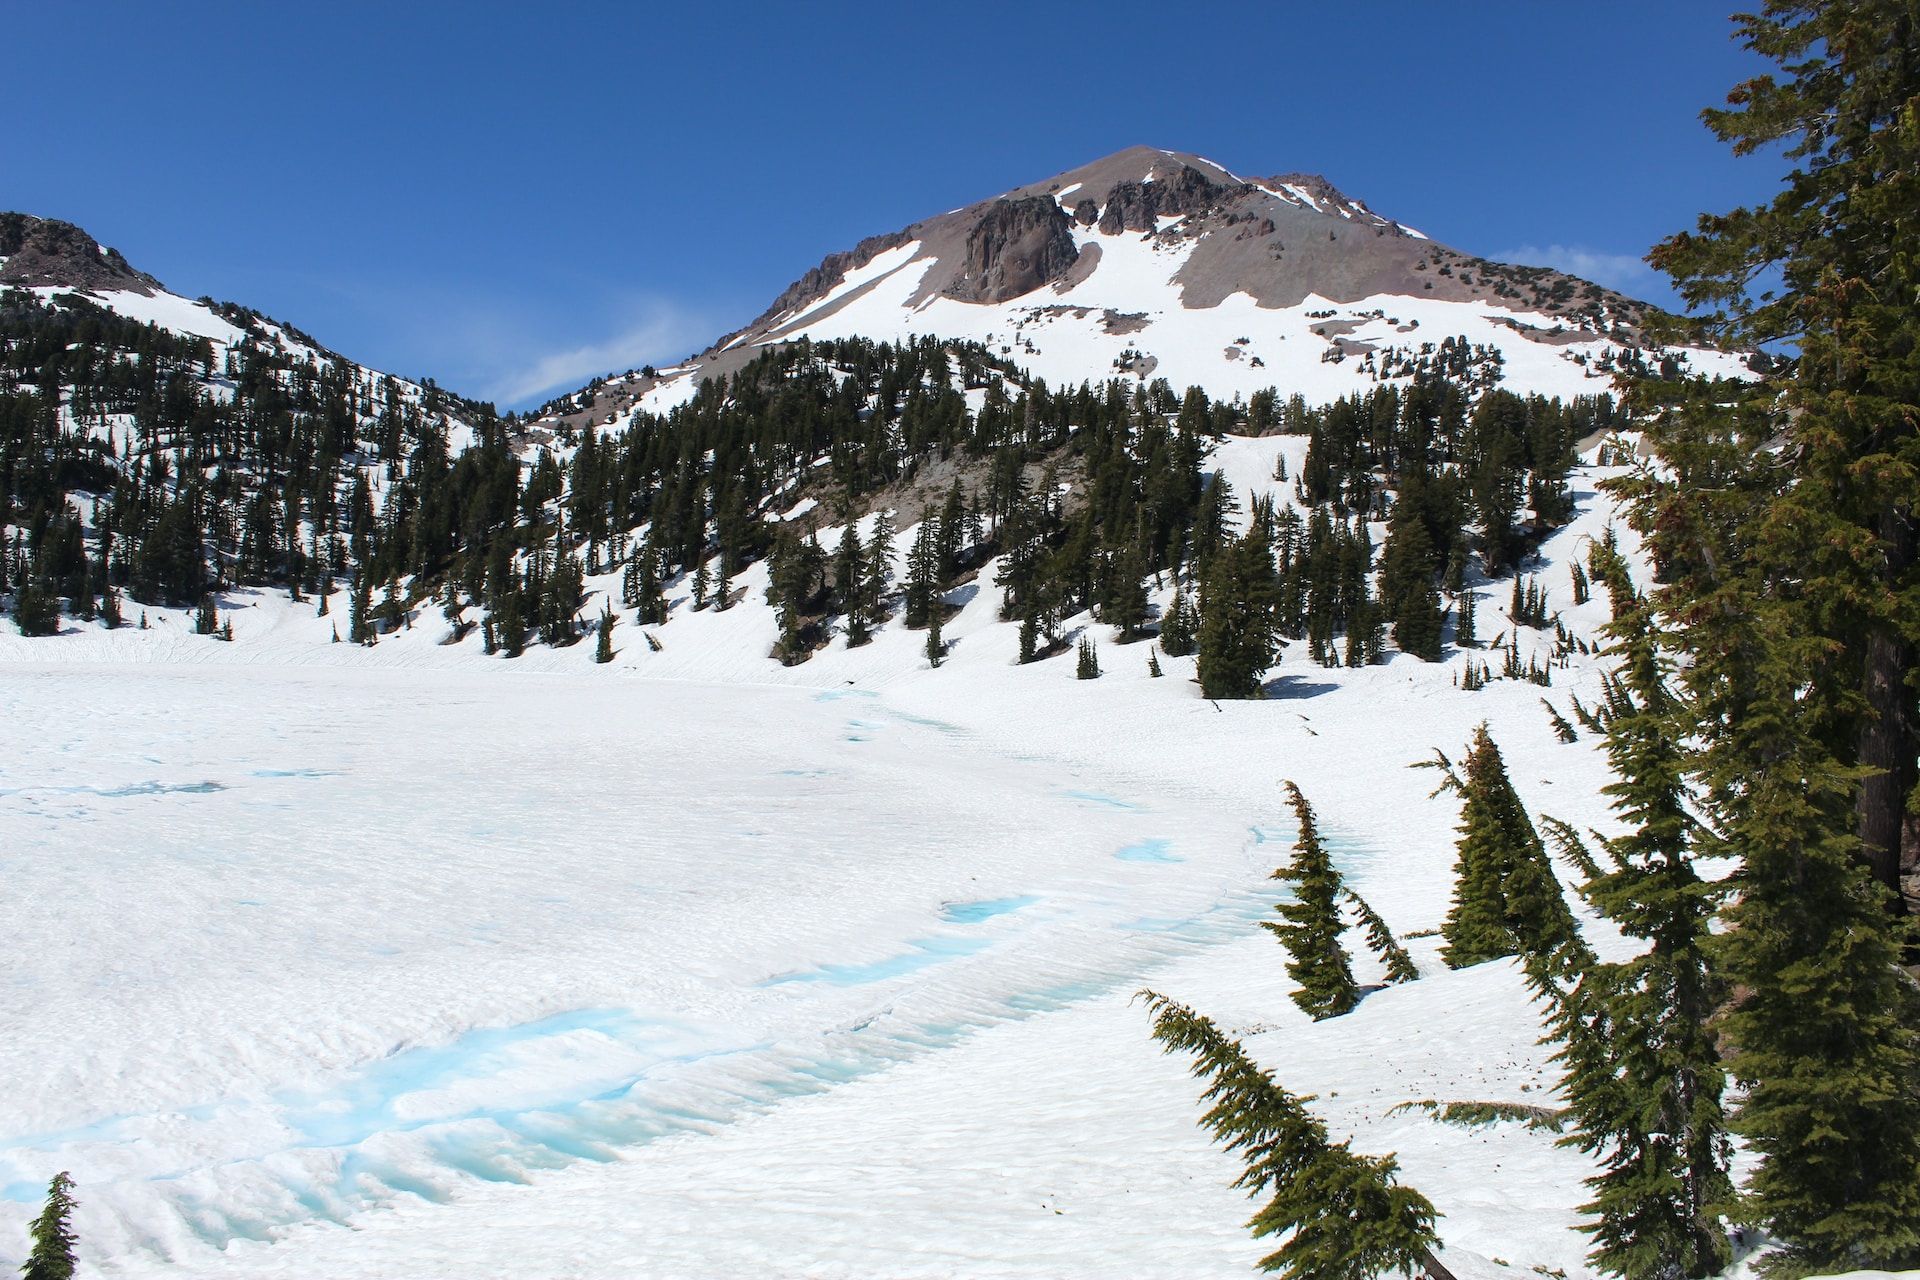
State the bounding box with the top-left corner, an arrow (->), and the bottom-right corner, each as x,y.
1418,1247 -> 1460,1280
1855,500 -> 1916,921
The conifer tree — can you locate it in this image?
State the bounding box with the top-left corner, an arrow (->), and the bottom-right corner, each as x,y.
1547,600 -> 1731,1279
1140,992 -> 1451,1280
1621,5 -> 1920,1268
1263,783 -> 1359,1019
1435,727 -> 1584,972
594,604 -> 614,664
1346,890 -> 1418,984
1197,527 -> 1279,699
925,603 -> 944,668
21,1171 -> 77,1280
1075,633 -> 1099,679
1453,589 -> 1476,650
1158,586 -> 1196,657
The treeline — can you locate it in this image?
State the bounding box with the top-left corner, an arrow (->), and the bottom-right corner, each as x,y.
5,286 -> 1619,690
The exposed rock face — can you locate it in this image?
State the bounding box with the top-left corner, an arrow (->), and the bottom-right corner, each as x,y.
0,213 -> 159,295
942,196 -> 1080,304
733,228 -> 913,337
1095,165 -> 1240,235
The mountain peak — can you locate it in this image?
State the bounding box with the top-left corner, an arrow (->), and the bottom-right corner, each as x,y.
0,212 -> 160,296
546,147 -> 1732,431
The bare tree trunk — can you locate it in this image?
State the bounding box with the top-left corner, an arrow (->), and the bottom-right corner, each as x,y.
1418,1247 -> 1460,1280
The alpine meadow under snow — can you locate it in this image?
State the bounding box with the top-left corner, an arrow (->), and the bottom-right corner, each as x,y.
6,6 -> 1920,1275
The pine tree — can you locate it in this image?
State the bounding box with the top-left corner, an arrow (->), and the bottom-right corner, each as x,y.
1436,727 -> 1584,972
1075,633 -> 1100,679
1262,783 -> 1359,1019
594,604 -> 615,664
925,604 -> 944,668
1547,603 -> 1732,1279
1346,890 -> 1418,984
1140,992 -> 1450,1280
1197,527 -> 1279,700
1158,586 -> 1196,656
1622,5 -> 1920,1267
12,574 -> 58,637
1148,648 -> 1163,678
21,1171 -> 77,1280
1453,589 -> 1477,650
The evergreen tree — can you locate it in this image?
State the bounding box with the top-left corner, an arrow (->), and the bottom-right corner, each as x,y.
1435,727 -> 1584,972
1622,5 -> 1920,1267
12,575 -> 58,637
1158,586 -> 1196,656
925,603 -> 944,668
1262,783 -> 1359,1020
1075,633 -> 1100,679
1453,589 -> 1477,650
21,1171 -> 77,1280
1197,527 -> 1278,700
1547,604 -> 1732,1279
1141,992 -> 1450,1279
1346,890 -> 1419,984
594,604 -> 615,664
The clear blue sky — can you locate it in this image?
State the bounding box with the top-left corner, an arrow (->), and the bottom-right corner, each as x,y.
3,2 -> 1779,409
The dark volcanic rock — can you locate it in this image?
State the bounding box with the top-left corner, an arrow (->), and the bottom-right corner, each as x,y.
942,196 -> 1079,304
0,213 -> 160,295
735,228 -> 914,336
1095,164 -> 1242,235
1071,198 -> 1099,227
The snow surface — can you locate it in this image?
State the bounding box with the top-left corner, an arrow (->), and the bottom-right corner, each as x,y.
0,442 -> 1880,1278
32,286 -> 247,345
638,220 -> 1745,416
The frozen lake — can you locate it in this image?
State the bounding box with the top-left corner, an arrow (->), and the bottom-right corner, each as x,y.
1,664 -> 1287,1272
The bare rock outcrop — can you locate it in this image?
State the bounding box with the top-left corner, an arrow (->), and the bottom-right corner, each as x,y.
941,196 -> 1079,304
0,213 -> 160,295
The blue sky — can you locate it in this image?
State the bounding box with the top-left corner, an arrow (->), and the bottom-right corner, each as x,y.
4,3 -> 1779,409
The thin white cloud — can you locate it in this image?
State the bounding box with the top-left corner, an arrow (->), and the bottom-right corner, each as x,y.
1491,243 -> 1659,294
480,303 -> 702,407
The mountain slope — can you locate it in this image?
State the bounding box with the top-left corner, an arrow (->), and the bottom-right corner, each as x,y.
555,146 -> 1747,430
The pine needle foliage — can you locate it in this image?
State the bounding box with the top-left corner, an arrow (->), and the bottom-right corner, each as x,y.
1437,726 -> 1587,975
1546,594 -> 1733,1280
1387,1099 -> 1567,1134
1262,783 -> 1359,1019
1614,4 -> 1920,1268
1346,889 -> 1419,984
1139,991 -> 1449,1279
22,1171 -> 77,1280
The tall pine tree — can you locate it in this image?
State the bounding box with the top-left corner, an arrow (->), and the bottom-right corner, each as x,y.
1262,782 -> 1359,1019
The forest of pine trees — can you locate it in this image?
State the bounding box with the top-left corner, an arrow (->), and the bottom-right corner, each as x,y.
4,283 -> 1620,694
1151,8 -> 1920,1276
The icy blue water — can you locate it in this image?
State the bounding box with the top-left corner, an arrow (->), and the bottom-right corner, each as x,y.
1114,838 -> 1180,863
1063,789 -> 1145,811
940,895 -> 1039,924
761,933 -> 992,986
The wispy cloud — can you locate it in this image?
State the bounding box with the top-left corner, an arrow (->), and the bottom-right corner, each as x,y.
1490,243 -> 1659,295
478,302 -> 704,407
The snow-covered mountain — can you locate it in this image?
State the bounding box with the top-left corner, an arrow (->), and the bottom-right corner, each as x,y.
0,211 -> 490,451
553,146 -> 1747,429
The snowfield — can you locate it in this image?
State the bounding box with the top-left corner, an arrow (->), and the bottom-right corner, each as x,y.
0,443 -> 1884,1278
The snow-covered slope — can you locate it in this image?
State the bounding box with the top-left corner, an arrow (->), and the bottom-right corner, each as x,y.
559,146 -> 1746,428
0,212 -> 488,453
